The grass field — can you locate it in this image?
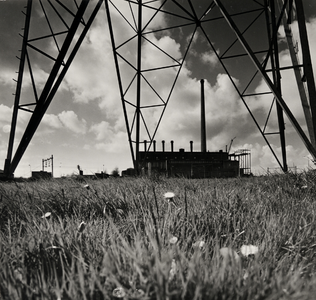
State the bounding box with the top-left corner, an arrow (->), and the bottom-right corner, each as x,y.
1,171 -> 316,299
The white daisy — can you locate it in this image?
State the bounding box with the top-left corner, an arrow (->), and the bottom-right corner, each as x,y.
240,245 -> 259,257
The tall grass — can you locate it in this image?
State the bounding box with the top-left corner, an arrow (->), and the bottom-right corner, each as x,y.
1,171 -> 316,299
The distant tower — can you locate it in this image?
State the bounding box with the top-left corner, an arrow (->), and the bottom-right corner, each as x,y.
200,79 -> 207,153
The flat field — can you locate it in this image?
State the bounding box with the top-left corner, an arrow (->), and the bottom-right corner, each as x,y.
1,172 -> 316,299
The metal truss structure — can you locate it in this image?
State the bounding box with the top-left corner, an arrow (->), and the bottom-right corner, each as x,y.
3,0 -> 316,177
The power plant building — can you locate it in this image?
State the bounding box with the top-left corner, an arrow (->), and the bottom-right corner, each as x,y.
138,141 -> 250,178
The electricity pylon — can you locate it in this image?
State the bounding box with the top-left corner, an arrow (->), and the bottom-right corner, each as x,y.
3,0 -> 316,177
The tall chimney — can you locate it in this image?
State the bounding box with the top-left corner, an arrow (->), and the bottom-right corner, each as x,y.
190,141 -> 193,152
162,140 -> 165,152
171,140 -> 174,152
200,79 -> 207,152
153,140 -> 156,152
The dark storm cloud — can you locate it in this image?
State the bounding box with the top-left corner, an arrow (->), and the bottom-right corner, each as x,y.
0,1 -> 25,68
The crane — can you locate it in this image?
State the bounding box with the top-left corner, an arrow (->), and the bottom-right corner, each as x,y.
227,137 -> 236,154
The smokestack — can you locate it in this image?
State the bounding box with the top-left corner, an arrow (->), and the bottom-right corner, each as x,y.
171,140 -> 174,152
144,140 -> 147,151
200,79 -> 207,152
153,140 -> 156,152
190,141 -> 193,152
162,140 -> 165,152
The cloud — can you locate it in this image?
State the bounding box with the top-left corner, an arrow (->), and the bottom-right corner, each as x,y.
90,121 -> 113,141
89,120 -> 129,153
0,65 -> 53,93
155,72 -> 252,152
0,104 -> 12,123
278,17 -> 316,62
200,50 -> 218,66
58,111 -> 87,134
63,1 -> 168,119
62,3 -> 186,145
186,30 -> 200,45
0,105 -> 86,138
0,104 -> 32,134
2,125 -> 10,133
93,131 -> 129,153
42,113 -> 63,129
143,34 -> 182,69
0,68 -> 15,87
62,19 -> 122,132
26,111 -> 86,135
235,142 -> 309,174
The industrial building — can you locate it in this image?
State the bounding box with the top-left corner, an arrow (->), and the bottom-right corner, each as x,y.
138,141 -> 250,178
136,80 -> 251,178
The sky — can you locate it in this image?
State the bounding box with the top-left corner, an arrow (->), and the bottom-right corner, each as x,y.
1,0 -> 316,177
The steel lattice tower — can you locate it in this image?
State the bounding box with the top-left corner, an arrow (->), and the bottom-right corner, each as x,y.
3,0 -> 316,177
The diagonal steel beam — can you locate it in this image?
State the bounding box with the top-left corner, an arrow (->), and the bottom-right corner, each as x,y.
280,0 -> 315,148
269,0 -> 287,172
294,0 -> 316,148
4,0 -> 32,177
7,0 -> 102,177
214,0 -> 316,160
104,0 -> 136,167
